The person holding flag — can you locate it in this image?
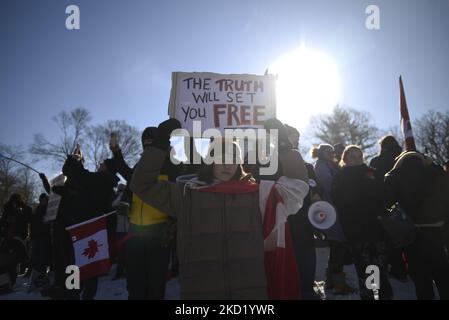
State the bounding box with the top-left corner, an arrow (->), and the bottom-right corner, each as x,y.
44,146 -> 118,300
382,76 -> 449,299
385,150 -> 449,299
130,119 -> 309,299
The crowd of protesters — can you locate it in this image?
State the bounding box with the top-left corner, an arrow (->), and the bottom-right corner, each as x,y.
1,118 -> 449,300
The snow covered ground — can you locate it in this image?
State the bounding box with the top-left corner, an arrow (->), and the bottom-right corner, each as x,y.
314,247 -> 419,300
0,246 -> 430,300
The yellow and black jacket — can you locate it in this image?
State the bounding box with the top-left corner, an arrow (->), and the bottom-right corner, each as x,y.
129,175 -> 169,226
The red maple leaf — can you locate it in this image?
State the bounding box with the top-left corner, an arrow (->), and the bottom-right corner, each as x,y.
82,239 -> 103,259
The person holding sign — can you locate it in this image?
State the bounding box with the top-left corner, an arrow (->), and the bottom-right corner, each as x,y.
130,119 -> 310,299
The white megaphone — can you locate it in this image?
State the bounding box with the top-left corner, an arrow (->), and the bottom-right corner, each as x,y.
308,201 -> 337,230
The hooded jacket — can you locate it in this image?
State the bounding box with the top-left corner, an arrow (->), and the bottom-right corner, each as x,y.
385,152 -> 449,226
314,159 -> 339,203
53,157 -> 117,227
130,146 -> 309,299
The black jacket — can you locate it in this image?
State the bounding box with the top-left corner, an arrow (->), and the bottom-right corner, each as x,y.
369,149 -> 401,181
331,164 -> 388,243
0,202 -> 30,239
30,204 -> 51,239
385,158 -> 449,225
53,157 -> 117,227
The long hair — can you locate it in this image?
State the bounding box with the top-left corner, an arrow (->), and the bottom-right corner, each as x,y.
198,140 -> 247,184
378,135 -> 401,156
339,145 -> 363,167
311,144 -> 334,160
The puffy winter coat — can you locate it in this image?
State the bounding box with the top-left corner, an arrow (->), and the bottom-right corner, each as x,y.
331,164 -> 388,243
130,146 -> 308,299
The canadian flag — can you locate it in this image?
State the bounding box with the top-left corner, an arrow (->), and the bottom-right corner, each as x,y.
399,75 -> 416,151
259,177 -> 309,299
66,213 -> 113,281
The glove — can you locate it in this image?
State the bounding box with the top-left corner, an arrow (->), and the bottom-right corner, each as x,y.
264,118 -> 292,154
150,119 -> 181,151
39,173 -> 47,180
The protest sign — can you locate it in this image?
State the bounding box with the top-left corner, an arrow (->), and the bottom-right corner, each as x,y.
168,72 -> 276,136
43,174 -> 66,223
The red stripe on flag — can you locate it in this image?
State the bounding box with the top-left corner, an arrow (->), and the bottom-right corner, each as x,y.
263,187 -> 283,238
80,259 -> 111,281
263,186 -> 300,299
264,223 -> 300,299
399,76 -> 416,151
68,216 -> 107,241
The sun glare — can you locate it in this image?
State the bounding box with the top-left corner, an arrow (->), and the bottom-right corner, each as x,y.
270,46 -> 341,132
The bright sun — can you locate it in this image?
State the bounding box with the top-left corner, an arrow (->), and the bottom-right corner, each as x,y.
270,46 -> 341,132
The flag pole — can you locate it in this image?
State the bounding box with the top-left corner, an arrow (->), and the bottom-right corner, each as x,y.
399,75 -> 417,151
0,153 -> 40,174
65,211 -> 117,231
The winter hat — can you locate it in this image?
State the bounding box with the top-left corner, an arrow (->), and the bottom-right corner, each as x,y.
141,127 -> 158,147
39,193 -> 49,201
391,151 -> 433,171
205,139 -> 243,165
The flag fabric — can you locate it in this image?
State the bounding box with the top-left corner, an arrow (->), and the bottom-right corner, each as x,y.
198,179 -> 259,194
196,176 -> 309,299
399,76 -> 416,151
259,177 -> 309,299
66,214 -> 113,281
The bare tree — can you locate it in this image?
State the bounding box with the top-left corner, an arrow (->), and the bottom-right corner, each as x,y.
310,105 -> 380,157
29,108 -> 91,167
15,167 -> 39,205
0,144 -> 22,206
415,110 -> 449,165
84,120 -> 141,170
0,144 -> 39,207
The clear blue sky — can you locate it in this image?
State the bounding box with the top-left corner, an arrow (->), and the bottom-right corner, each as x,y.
1,0 -> 448,172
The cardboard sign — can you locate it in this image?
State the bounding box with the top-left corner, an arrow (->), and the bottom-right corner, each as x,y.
168,72 -> 276,136
43,174 -> 66,223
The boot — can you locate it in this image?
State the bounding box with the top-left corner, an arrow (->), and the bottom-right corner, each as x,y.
331,272 -> 356,295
